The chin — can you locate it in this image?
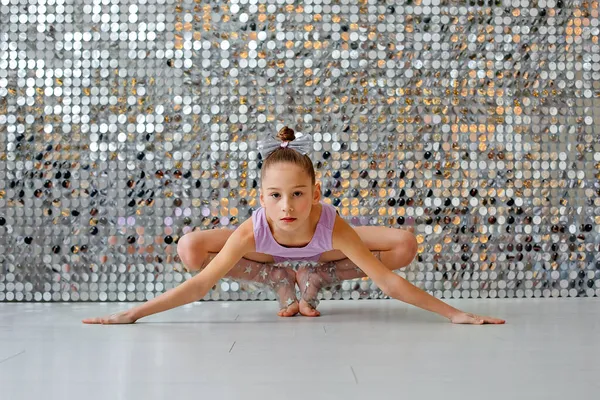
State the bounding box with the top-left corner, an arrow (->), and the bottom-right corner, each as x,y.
278,221 -> 298,229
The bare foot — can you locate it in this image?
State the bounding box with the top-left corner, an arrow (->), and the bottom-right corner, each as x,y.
298,299 -> 320,317
277,300 -> 299,317
267,267 -> 300,317
82,310 -> 136,325
296,264 -> 335,317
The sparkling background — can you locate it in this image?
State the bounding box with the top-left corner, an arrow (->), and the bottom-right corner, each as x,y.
1,0 -> 599,303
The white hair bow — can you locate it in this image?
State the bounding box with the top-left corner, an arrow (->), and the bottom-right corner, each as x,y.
257,133 -> 313,159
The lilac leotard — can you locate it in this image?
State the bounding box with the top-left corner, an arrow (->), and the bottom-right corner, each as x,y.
251,202 -> 338,263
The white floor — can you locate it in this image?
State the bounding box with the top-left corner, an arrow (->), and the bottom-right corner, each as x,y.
0,298 -> 598,400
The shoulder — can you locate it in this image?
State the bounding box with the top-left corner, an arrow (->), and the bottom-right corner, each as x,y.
330,214 -> 359,251
319,202 -> 338,228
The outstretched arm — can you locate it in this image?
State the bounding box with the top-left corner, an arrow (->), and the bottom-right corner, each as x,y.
332,220 -> 505,325
82,225 -> 254,324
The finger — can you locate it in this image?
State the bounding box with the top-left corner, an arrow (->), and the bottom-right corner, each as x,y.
473,315 -> 504,324
478,315 -> 498,323
484,317 -> 506,324
82,317 -> 101,324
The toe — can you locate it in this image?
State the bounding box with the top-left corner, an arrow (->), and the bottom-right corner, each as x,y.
279,309 -> 293,317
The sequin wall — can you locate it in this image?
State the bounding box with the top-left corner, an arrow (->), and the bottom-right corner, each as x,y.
1,0 -> 599,303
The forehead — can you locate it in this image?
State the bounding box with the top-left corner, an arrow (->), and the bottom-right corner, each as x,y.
261,162 -> 311,187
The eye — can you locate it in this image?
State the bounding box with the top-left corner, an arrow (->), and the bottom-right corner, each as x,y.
270,193 -> 280,199
294,191 -> 302,196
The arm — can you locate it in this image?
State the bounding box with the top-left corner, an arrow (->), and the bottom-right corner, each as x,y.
83,223 -> 254,324
332,218 -> 505,324
130,226 -> 252,321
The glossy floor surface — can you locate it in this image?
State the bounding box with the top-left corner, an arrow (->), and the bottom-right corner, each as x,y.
1,298 -> 598,400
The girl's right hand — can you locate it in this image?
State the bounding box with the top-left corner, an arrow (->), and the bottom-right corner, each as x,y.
449,311 -> 505,325
82,310 -> 137,325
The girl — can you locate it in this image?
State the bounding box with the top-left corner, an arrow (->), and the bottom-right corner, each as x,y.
83,127 -> 505,325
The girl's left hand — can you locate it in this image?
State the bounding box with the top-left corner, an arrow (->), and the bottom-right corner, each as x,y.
82,310 -> 137,325
450,311 -> 505,325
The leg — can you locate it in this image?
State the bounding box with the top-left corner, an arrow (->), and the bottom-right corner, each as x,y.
177,228 -> 275,271
177,228 -> 300,317
296,226 -> 418,317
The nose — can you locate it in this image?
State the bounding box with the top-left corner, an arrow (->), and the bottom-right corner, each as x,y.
281,200 -> 293,213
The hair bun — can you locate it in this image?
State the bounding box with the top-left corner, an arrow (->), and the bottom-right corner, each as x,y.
276,126 -> 296,142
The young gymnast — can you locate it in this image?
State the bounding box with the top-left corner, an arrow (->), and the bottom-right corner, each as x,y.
83,127 -> 505,325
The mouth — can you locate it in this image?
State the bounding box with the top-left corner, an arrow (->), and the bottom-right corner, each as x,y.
280,218 -> 296,223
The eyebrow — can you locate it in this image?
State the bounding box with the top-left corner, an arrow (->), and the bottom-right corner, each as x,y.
266,185 -> 308,190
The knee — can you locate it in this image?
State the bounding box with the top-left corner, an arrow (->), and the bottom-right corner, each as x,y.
392,230 -> 418,266
177,233 -> 206,271
404,231 -> 418,256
